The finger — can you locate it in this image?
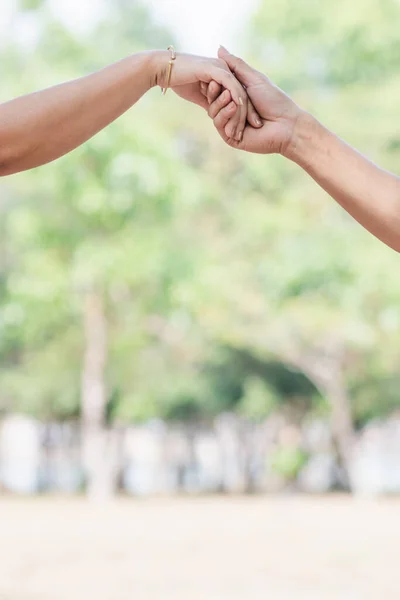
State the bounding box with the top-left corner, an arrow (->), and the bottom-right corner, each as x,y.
201,65 -> 246,109
223,90 -> 247,141
218,48 -> 264,133
218,46 -> 263,88
214,105 -> 244,150
214,101 -> 237,133
200,82 -> 208,97
208,89 -> 232,119
198,65 -> 247,141
247,99 -> 263,128
224,108 -> 239,140
224,112 -> 240,140
207,81 -> 222,105
235,93 -> 248,142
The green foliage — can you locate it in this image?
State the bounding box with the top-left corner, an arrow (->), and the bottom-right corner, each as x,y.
18,0 -> 44,11
249,0 -> 400,90
238,376 -> 279,422
271,446 -> 309,481
1,0 -> 399,430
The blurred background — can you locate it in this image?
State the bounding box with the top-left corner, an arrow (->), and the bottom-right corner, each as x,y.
1,0 -> 400,598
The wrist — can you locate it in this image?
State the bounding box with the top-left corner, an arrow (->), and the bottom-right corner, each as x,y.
148,50 -> 171,90
283,110 -> 321,164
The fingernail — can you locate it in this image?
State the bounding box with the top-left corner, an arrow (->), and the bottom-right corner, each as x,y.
219,45 -> 229,52
238,131 -> 243,142
255,118 -> 262,126
238,97 -> 244,106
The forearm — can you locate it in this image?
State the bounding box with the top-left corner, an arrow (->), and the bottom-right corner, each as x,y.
287,112 -> 400,252
0,51 -> 160,176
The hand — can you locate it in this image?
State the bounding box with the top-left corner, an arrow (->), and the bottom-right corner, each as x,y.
172,82 -> 210,111
151,50 -> 248,143
199,80 -> 263,130
204,46 -> 303,155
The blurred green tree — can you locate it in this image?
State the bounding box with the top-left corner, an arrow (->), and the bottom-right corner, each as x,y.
172,0 -> 400,485
1,0 -> 400,498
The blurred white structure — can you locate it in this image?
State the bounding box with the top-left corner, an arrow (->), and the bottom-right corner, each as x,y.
0,415 -> 41,494
2,413 -> 400,497
350,419 -> 400,495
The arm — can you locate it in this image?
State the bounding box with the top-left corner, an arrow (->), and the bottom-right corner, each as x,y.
287,113 -> 400,252
0,49 -> 248,176
207,47 -> 400,253
0,52 -> 155,176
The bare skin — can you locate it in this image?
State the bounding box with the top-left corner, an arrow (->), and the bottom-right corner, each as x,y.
205,46 -> 400,253
0,50 -> 250,177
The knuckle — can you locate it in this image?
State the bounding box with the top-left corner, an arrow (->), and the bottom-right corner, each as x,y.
223,105 -> 232,118
225,122 -> 236,137
217,92 -> 227,107
209,80 -> 218,91
209,103 -> 217,118
233,55 -> 244,69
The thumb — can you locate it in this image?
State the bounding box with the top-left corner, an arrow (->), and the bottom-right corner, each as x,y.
218,46 -> 262,88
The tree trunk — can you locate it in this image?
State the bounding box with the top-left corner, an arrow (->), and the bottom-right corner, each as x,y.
81,288 -> 119,501
283,345 -> 356,489
240,422 -> 258,494
318,368 -> 355,488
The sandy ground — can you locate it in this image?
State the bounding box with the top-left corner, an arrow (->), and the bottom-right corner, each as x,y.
0,495 -> 399,600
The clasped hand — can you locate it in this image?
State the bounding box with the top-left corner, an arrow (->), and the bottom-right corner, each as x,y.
161,46 -> 302,157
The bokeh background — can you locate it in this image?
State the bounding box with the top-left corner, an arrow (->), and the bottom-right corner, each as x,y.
1,0 -> 400,598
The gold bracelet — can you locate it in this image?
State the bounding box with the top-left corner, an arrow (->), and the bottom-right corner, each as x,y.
161,45 -> 176,96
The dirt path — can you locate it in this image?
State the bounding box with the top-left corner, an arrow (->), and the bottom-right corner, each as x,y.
0,496 -> 399,599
